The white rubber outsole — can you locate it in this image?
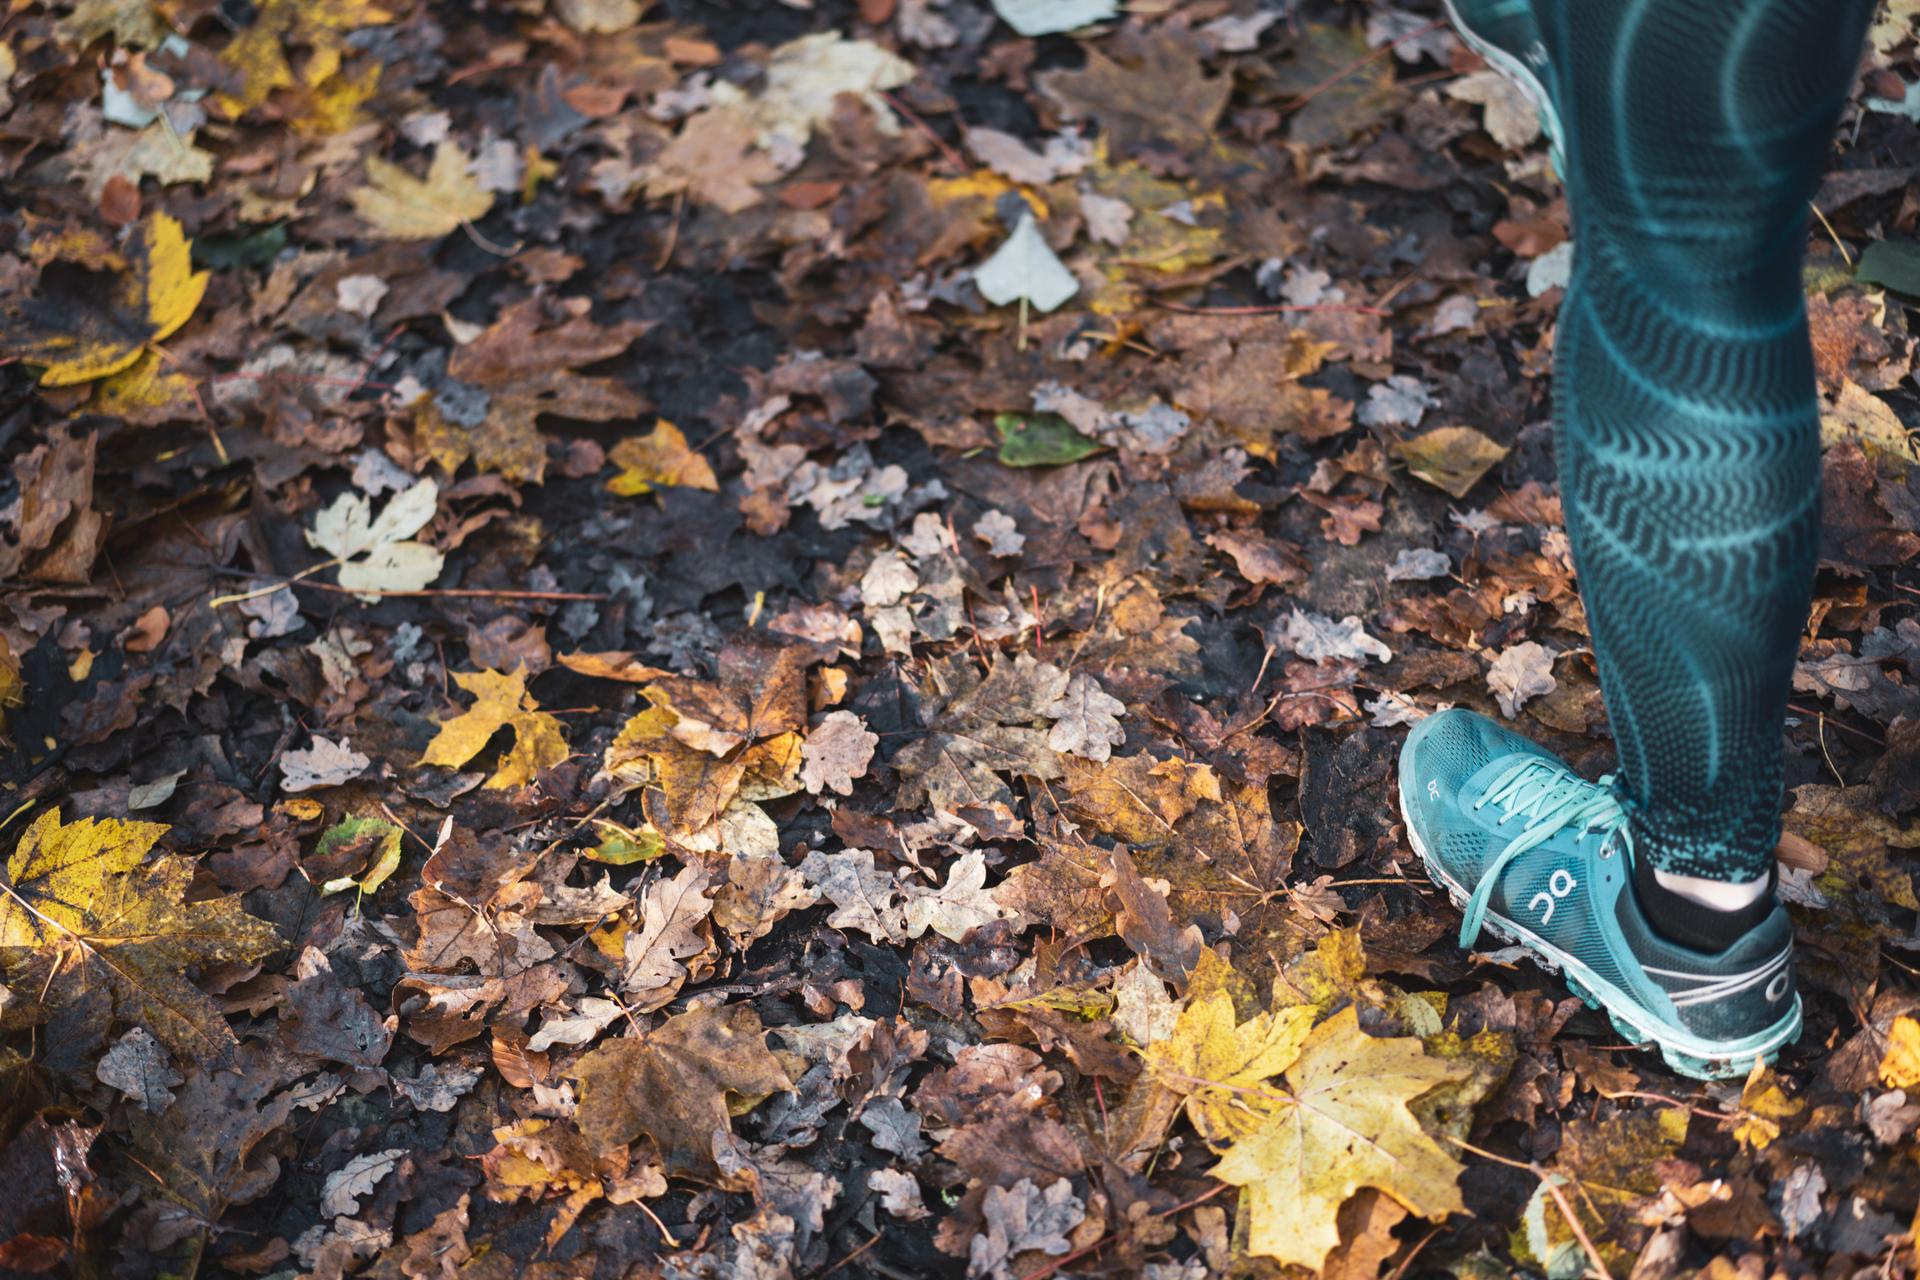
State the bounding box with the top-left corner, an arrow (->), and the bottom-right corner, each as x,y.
1396,767 -> 1801,1080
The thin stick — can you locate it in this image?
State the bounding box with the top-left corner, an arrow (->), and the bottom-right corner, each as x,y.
881,89 -> 967,173
1445,1136 -> 1611,1280
819,1231 -> 884,1277
632,1196 -> 680,1247
286,580 -> 610,602
1810,201 -> 1853,266
1154,299 -> 1392,318
208,557 -> 344,608
657,189 -> 686,272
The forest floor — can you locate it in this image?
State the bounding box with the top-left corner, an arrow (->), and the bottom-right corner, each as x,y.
0,1 -> 1918,1278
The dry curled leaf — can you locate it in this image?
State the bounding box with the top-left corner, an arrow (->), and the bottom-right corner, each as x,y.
570,1003 -> 793,1178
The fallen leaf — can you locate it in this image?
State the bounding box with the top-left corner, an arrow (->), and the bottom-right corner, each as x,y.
1396,427 -> 1510,499
571,1003 -> 793,1177
707,32 -> 913,164
1487,642 -> 1557,719
1269,609 -> 1393,664
280,735 -> 371,793
975,212 -> 1078,313
0,810 -> 279,1064
2,211 -> 206,386
305,477 -> 444,598
967,1177 -> 1085,1279
994,411 -> 1104,467
320,1148 -> 407,1218
801,710 -> 879,796
990,0 -> 1117,37
1881,1016 -> 1920,1088
607,420 -> 720,496
1210,1007 -> 1467,1269
1039,38 -> 1231,157
418,667 -> 570,790
95,1026 -> 182,1113
902,850 -> 1019,942
1446,70 -> 1542,150
1043,672 -> 1127,762
620,863 -> 717,1012
309,814 -> 403,896
801,847 -> 906,943
972,510 -> 1026,556
351,142 -> 494,239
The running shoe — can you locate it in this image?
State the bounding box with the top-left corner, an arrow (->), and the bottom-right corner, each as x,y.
1398,709 -> 1801,1080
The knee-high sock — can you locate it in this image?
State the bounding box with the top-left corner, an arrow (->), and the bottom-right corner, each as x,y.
1532,0 -> 1874,880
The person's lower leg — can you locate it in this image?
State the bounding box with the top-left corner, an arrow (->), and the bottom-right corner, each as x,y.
1531,0 -> 1874,945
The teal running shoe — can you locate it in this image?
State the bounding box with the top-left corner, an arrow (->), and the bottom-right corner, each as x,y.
1398,710 -> 1801,1080
1444,0 -> 1567,171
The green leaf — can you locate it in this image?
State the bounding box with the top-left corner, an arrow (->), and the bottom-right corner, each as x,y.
994,412 -> 1104,468
314,815 -> 404,897
1855,239 -> 1920,296
585,819 -> 666,866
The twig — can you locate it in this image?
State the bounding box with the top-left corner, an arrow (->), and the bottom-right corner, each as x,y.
819,1232 -> 884,1277
881,89 -> 966,173
1810,201 -> 1853,266
1787,702 -> 1883,747
461,219 -> 520,256
1153,299 -> 1392,317
285,580 -> 610,602
1445,1136 -> 1611,1280
207,556 -> 344,608
657,189 -> 686,271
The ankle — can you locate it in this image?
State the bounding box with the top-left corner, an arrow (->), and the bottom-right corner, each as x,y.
1630,854 -> 1775,952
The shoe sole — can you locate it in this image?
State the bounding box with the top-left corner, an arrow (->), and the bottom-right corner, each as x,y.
1396,765 -> 1802,1081
1441,0 -> 1569,174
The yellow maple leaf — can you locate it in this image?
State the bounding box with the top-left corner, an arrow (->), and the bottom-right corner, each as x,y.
607,421 -> 720,496
0,809 -> 279,1064
1143,989 -> 1317,1145
216,0 -> 394,118
1,212 -> 207,387
351,143 -> 495,241
1732,1060 -> 1804,1150
1881,1015 -> 1920,1089
1209,1006 -> 1467,1270
418,666 -> 569,789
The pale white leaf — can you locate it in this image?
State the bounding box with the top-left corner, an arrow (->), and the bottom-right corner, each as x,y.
319,1149 -> 407,1219
975,212 -> 1078,313
991,0 -> 1118,36
280,735 -> 370,792
1487,641 -> 1557,718
801,710 -> 879,797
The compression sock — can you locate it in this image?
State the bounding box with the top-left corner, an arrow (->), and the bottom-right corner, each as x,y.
1530,0 -> 1875,893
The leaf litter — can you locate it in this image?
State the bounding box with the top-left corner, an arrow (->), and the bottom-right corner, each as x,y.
0,2 -> 1914,1279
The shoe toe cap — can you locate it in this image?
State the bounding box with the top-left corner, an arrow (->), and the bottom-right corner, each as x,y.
1402,707 -> 1551,799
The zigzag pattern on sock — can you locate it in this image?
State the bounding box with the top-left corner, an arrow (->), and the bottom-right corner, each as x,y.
1532,0 -> 1875,879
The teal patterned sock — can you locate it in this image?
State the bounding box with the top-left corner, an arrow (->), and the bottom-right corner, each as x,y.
1532,0 -> 1874,880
